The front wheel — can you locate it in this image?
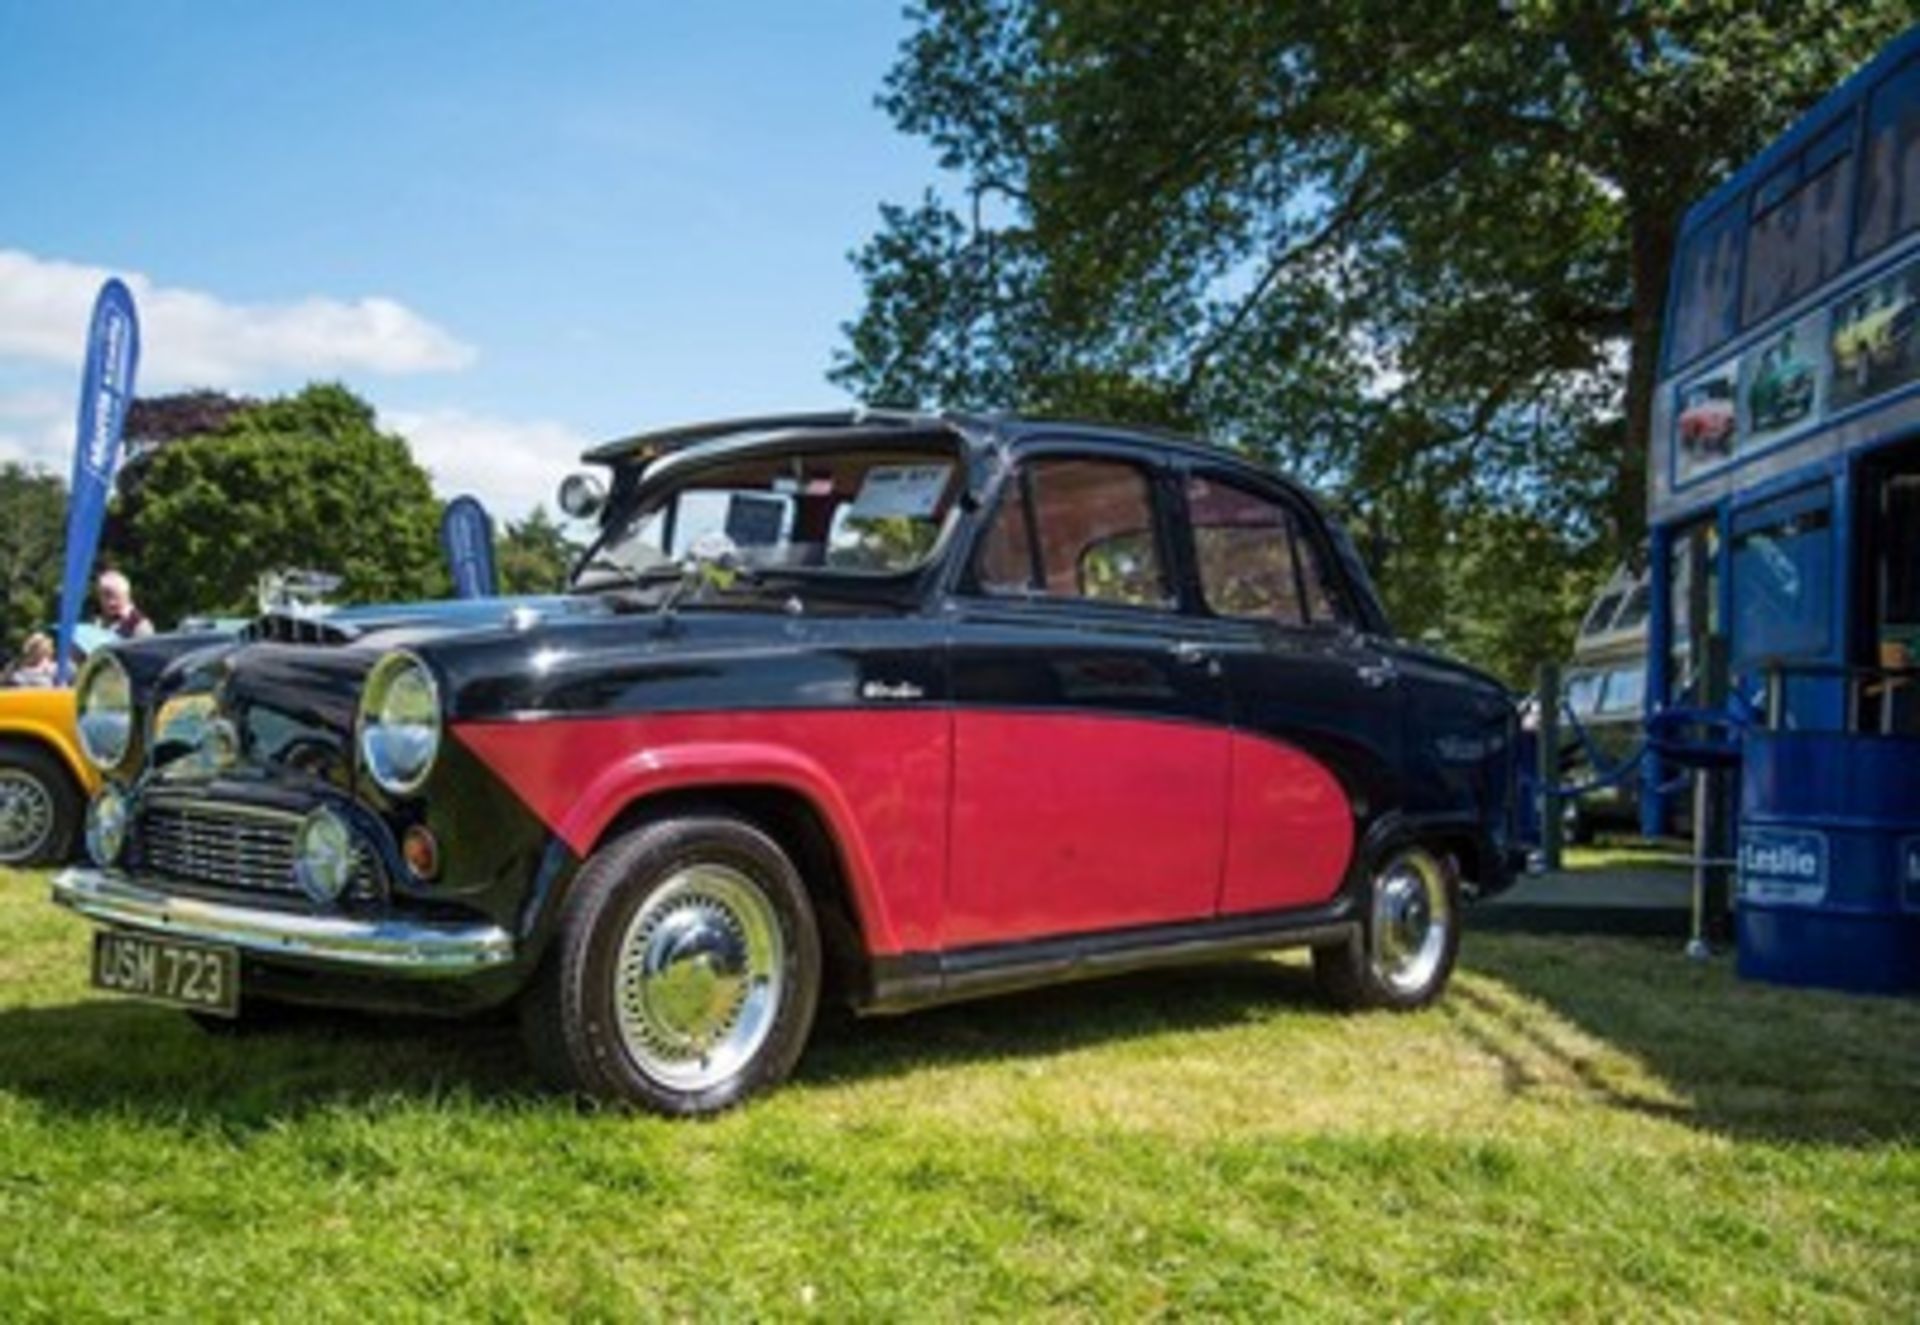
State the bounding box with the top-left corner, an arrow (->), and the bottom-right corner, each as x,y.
1314,843 -> 1460,1011
0,742 -> 82,868
520,812 -> 822,1115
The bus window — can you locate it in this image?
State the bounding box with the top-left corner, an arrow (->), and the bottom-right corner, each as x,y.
1602,665 -> 1647,715
1581,591 -> 1626,637
1743,123 -> 1854,327
1668,520 -> 1718,702
1878,472 -> 1920,658
1667,202 -> 1744,371
1731,485 -> 1834,669
1613,582 -> 1652,634
1565,670 -> 1605,716
1856,54 -> 1920,259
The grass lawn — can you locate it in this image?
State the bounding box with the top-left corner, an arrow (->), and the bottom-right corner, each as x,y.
2,868 -> 1916,1320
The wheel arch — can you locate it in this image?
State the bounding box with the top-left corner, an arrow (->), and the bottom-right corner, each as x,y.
585,782 -> 881,1005
0,719 -> 94,794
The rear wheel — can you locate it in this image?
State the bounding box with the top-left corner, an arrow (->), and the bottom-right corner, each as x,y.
1314,843 -> 1460,1011
521,812 -> 822,1115
0,742 -> 82,868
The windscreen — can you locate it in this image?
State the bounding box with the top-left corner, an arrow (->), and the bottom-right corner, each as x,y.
580,444 -> 964,586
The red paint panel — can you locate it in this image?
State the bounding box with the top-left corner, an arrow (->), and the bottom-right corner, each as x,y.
1217,732 -> 1354,914
454,711 -> 951,954
945,711 -> 1229,946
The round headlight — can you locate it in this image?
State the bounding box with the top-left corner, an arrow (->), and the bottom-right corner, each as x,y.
84,786 -> 129,866
358,652 -> 442,794
75,652 -> 135,772
293,807 -> 357,905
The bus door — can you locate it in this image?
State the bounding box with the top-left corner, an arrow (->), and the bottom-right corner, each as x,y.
1729,481 -> 1844,729
1859,440 -> 1920,734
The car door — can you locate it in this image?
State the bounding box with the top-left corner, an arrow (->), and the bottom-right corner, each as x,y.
943,446 -> 1232,949
1174,467 -> 1403,916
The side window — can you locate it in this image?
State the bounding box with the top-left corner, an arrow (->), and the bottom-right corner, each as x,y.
1187,474 -> 1348,627
973,457 -> 1171,608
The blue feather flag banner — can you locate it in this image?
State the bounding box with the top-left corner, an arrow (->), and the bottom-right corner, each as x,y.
441,495 -> 498,599
56,279 -> 140,683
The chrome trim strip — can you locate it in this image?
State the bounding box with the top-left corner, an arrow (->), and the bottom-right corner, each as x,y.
51,867 -> 514,976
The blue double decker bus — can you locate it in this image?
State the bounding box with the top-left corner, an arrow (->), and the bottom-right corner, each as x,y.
1648,25 -> 1920,991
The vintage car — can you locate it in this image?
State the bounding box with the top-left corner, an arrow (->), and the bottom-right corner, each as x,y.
0,687 -> 98,867
1677,386 -> 1736,457
1833,288 -> 1916,382
1746,346 -> 1815,434
54,411 -> 1520,1114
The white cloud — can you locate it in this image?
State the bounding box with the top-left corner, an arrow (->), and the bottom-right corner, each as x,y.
0,390 -> 71,472
0,249 -> 475,389
381,407 -> 592,520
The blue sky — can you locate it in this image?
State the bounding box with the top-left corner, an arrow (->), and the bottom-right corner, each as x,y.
0,2 -> 941,514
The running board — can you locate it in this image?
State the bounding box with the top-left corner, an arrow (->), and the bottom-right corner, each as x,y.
861,904 -> 1359,1014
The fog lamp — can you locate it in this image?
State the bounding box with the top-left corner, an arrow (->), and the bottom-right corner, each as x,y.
85,786 -> 129,866
402,824 -> 441,882
293,808 -> 356,904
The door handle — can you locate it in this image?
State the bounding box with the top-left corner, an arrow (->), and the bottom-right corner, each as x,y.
1170,640 -> 1210,665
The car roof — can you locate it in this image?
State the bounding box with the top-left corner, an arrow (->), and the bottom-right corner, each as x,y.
583,408 -> 1291,488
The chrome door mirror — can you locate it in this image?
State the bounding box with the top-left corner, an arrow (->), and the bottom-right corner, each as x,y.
558,472 -> 607,519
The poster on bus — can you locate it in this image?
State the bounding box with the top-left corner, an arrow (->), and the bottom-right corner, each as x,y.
1738,308 -> 1825,445
1675,359 -> 1739,483
1829,253 -> 1920,411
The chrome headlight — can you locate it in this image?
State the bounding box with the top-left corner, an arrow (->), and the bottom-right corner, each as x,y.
85,786 -> 129,866
357,652 -> 441,794
75,652 -> 136,772
293,807 -> 356,905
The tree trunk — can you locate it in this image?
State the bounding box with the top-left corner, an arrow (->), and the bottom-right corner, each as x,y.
1618,209 -> 1675,554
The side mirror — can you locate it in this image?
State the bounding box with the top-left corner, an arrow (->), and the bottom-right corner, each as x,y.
558,472 -> 607,520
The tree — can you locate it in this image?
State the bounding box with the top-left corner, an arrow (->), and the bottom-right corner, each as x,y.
835,0 -> 1910,683
496,505 -> 579,595
121,383 -> 447,624
124,390 -> 257,451
0,464 -> 67,656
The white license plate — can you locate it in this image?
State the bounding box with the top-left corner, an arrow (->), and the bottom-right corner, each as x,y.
91,931 -> 240,1016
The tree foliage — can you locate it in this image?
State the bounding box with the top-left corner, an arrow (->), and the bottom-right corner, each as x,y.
118,384 -> 447,624
0,464 -> 67,656
835,0 -> 1911,684
496,505 -> 579,595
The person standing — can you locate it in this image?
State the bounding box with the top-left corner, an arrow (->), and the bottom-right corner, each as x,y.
94,570 -> 153,639
4,633 -> 57,687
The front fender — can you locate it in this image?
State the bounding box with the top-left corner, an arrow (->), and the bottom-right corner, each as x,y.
453,712 -> 953,956
0,690 -> 96,793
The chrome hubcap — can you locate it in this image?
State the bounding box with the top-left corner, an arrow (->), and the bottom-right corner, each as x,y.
614,863 -> 785,1091
1371,849 -> 1451,996
0,769 -> 54,864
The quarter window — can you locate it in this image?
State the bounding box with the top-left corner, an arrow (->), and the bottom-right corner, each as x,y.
974,458 -> 1171,608
1187,475 -> 1346,626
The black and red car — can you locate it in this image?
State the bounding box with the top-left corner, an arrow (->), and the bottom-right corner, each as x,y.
56,411 -> 1520,1114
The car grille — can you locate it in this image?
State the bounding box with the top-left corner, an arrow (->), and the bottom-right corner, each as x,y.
140,801 -> 381,901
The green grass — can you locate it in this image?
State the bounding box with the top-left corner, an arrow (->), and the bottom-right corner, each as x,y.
2,868 -> 1917,1320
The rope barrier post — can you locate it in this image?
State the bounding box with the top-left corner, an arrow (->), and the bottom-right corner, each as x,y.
1536,661 -> 1562,873
1688,635 -> 1733,959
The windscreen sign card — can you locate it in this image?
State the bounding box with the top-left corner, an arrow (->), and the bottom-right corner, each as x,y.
1738,827 -> 1828,907
849,464 -> 952,520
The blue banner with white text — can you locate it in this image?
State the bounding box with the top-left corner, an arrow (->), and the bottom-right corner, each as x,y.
441,495 -> 498,599
56,279 -> 140,683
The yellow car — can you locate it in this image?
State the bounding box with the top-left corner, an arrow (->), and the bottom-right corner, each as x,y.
0,686 -> 98,867
1833,293 -> 1916,379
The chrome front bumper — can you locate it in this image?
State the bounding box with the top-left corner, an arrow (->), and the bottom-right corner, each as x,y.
51,867 -> 516,976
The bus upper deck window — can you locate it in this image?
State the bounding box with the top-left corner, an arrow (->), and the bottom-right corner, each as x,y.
1855,54 -> 1920,258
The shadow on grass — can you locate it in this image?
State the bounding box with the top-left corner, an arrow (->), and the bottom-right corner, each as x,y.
0,960 -> 1323,1129
1460,932 -> 1920,1146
